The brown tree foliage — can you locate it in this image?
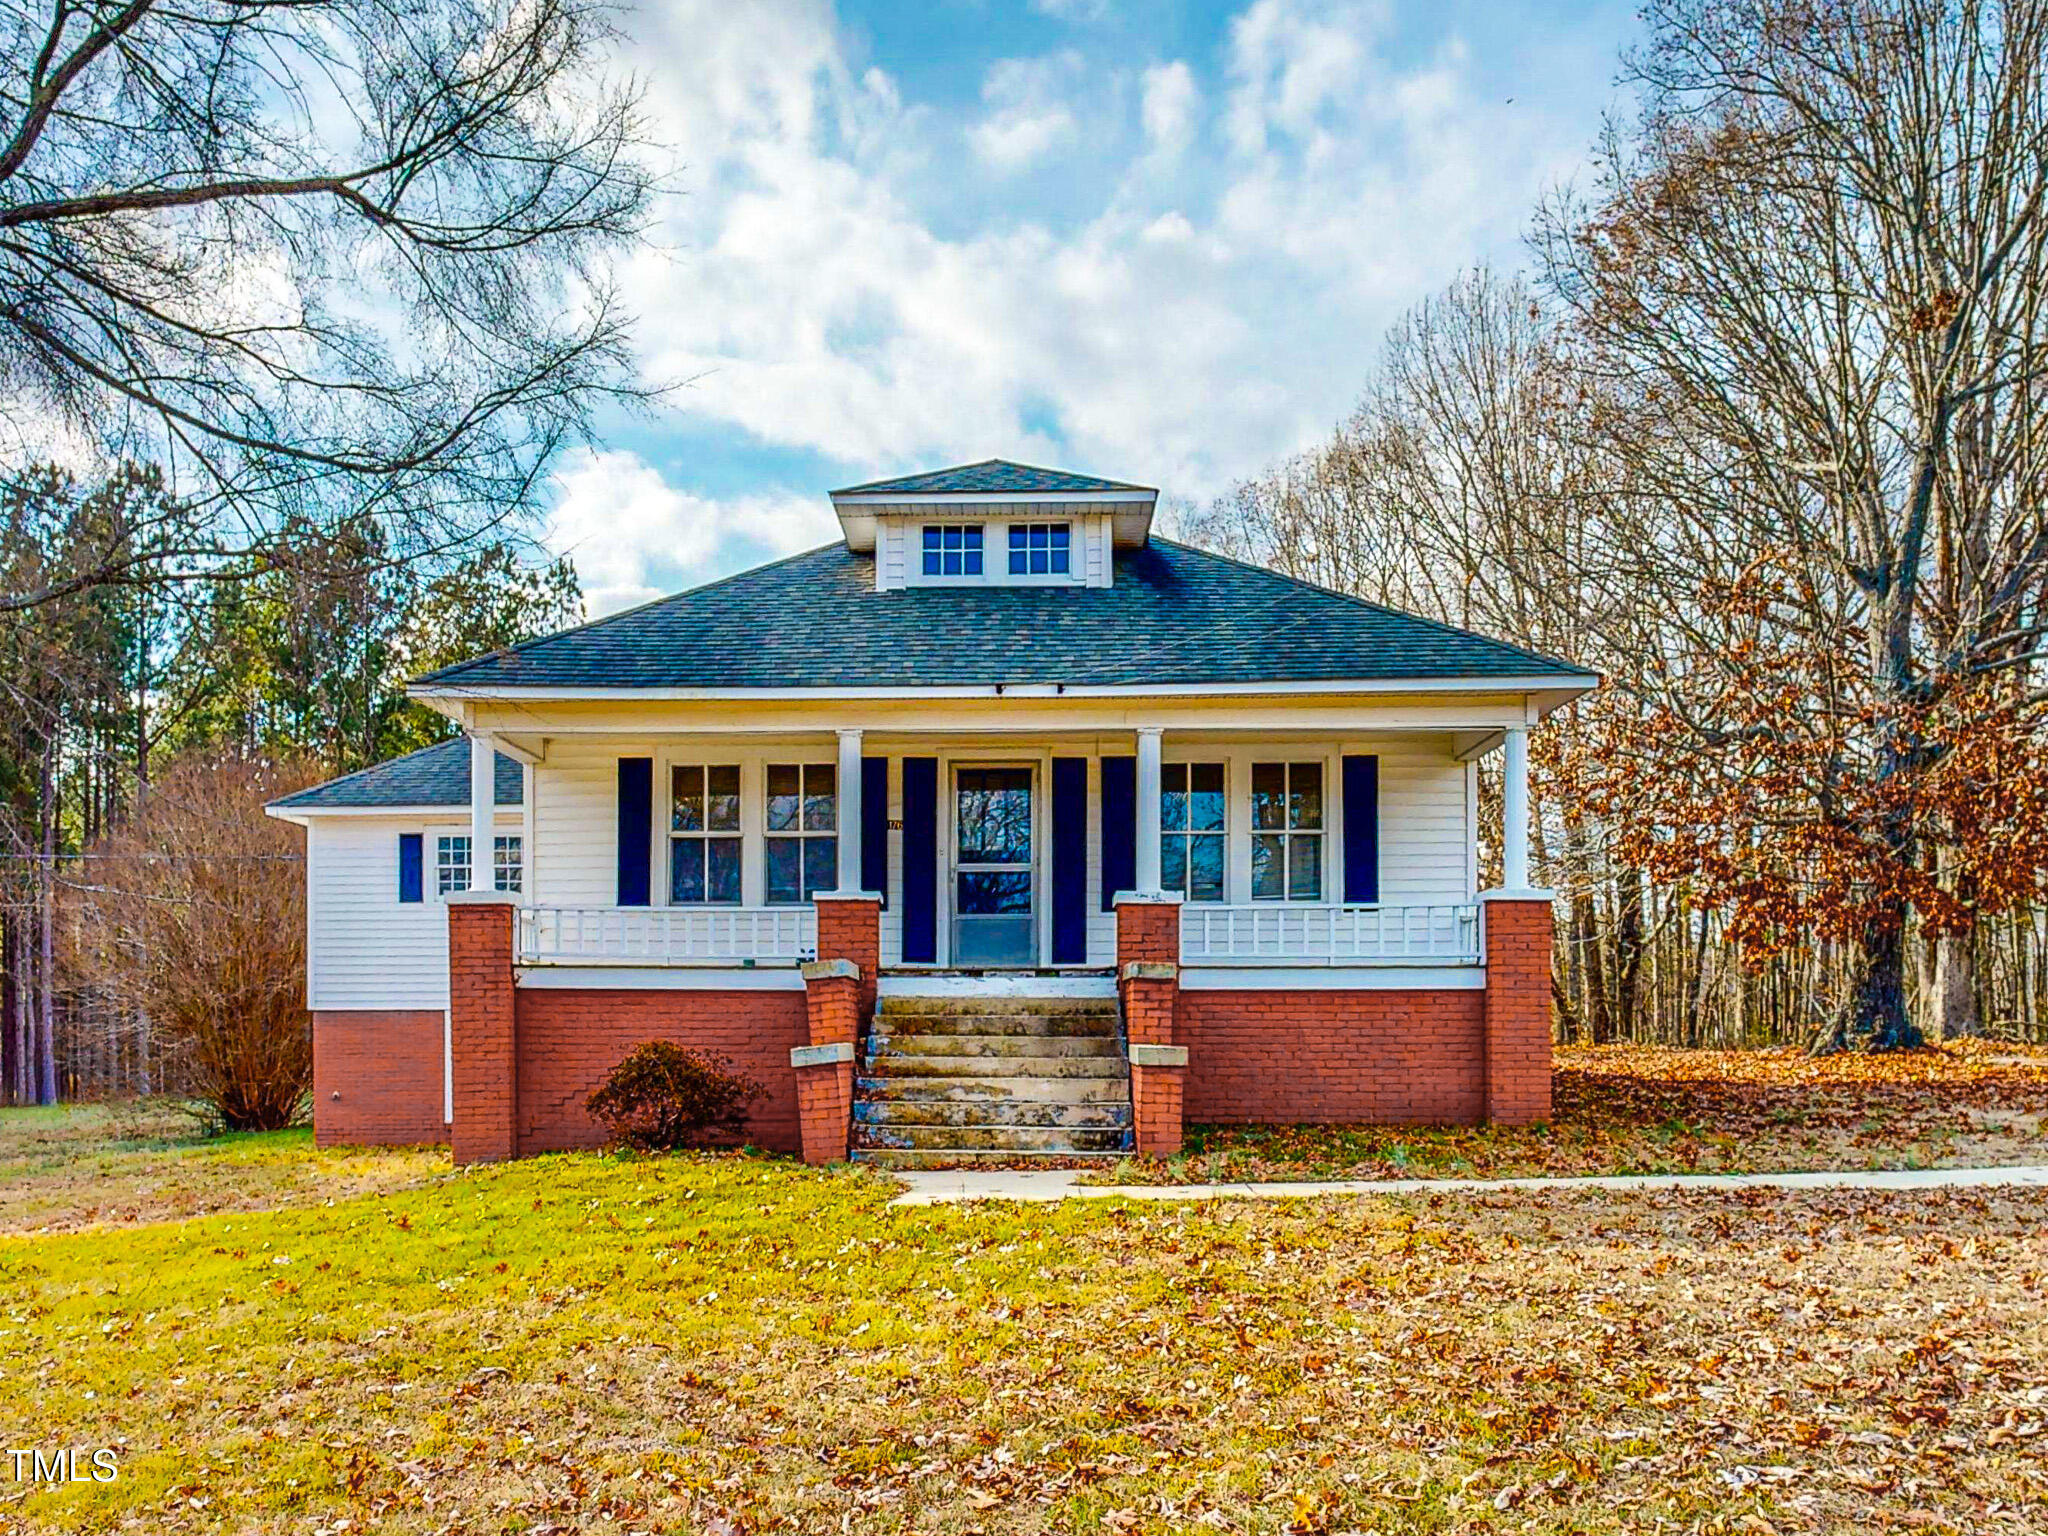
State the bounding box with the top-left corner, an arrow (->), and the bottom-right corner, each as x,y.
63,755 -> 315,1129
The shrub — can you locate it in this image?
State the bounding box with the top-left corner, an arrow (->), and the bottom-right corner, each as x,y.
585,1042 -> 767,1151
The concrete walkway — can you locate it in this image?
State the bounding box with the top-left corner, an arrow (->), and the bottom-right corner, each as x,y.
887,1163 -> 2048,1207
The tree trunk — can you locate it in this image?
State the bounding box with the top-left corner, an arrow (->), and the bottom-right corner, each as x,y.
1837,904 -> 1924,1053
1931,929 -> 1982,1040
38,749 -> 59,1106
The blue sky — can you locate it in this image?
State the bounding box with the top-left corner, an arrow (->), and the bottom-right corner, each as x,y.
551,0 -> 1642,613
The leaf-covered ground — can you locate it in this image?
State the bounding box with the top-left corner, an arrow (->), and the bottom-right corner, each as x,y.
0,1104 -> 442,1236
1099,1041 -> 2048,1186
1,1115 -> 2045,1533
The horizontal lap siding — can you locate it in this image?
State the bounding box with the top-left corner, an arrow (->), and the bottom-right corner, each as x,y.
311,818 -> 467,1010
1179,990 -> 1486,1126
515,989 -> 806,1154
313,1010 -> 447,1145
532,740 -> 619,906
1368,738 -> 1471,906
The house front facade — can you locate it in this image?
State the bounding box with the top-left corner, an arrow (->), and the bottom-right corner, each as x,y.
269,462 -> 1595,1165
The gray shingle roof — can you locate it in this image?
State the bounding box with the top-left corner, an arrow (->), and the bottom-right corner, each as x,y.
269,738 -> 523,811
414,539 -> 1594,692
832,459 -> 1153,496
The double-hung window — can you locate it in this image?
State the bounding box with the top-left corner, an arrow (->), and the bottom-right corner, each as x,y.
1161,763 -> 1225,902
670,765 -> 741,903
921,525 -> 983,576
1251,762 -> 1323,901
436,834 -> 522,895
766,763 -> 837,903
1007,523 -> 1070,575
493,835 -> 524,894
435,835 -> 471,896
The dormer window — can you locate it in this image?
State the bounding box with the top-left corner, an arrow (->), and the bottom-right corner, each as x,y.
922,525 -> 983,577
1008,523 -> 1070,576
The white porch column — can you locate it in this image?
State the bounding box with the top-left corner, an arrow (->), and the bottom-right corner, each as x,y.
836,727 -> 864,893
1502,725 -> 1530,890
1134,726 -> 1164,895
468,732 -> 495,892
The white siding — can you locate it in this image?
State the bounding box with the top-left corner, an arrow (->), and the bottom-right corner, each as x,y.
306,811 -> 520,1011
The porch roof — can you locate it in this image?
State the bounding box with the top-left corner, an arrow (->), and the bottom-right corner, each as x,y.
267,738 -> 523,812
411,540 -> 1598,696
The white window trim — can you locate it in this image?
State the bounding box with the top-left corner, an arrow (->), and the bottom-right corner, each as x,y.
662,761 -> 744,907
912,521 -> 991,585
1160,758 -> 1229,904
1248,758 -> 1330,903
763,759 -> 840,906
1000,520 -> 1080,584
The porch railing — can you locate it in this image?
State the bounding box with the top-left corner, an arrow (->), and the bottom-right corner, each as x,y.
1178,903 -> 1483,966
517,905 -> 817,966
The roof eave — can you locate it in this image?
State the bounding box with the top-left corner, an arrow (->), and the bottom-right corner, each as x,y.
406,672 -> 1602,705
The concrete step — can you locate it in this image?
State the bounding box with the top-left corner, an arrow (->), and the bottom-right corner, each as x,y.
852,1123 -> 1131,1154
872,1013 -> 1119,1038
867,1032 -> 1122,1061
856,1097 -> 1133,1130
856,1074 -> 1132,1105
851,1148 -> 1129,1169
867,1053 -> 1129,1080
876,996 -> 1117,1018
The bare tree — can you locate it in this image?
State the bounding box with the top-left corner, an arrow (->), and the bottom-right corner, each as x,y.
1533,0 -> 2048,1048
0,0 -> 655,609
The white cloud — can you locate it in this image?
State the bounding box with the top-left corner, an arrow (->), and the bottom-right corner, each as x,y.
1140,61 -> 1199,156
577,0 -> 1621,591
547,448 -> 838,615
968,54 -> 1084,173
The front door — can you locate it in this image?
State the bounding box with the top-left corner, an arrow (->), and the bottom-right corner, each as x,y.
952,766 -> 1035,966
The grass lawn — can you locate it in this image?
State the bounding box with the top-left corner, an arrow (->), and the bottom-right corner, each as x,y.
1095,1041 -> 2048,1186
1,1106 -> 2046,1532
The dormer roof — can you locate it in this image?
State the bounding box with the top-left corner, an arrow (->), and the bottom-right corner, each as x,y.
830,459 -> 1157,551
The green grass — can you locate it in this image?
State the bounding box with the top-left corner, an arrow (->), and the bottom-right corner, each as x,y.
2,1122 -> 2046,1532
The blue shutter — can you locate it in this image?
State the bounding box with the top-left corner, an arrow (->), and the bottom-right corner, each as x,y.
1342,754 -> 1380,903
1100,755 -> 1135,910
398,833 -> 423,904
616,757 -> 652,907
901,757 -> 938,962
861,756 -> 889,905
1051,757 -> 1087,963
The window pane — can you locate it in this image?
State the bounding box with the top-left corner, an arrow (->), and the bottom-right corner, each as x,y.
1291,763 -> 1323,829
669,838 -> 706,903
1009,526 -> 1026,551
922,549 -> 940,576
766,838 -> 801,904
1161,833 -> 1187,895
766,764 -> 800,831
963,547 -> 983,575
1289,835 -> 1322,901
957,870 -> 1031,914
437,836 -> 470,894
803,836 -> 837,898
803,762 -> 836,830
706,765 -> 741,831
1189,763 -> 1225,830
707,837 -> 741,903
670,764 -> 704,831
956,768 -> 1030,862
1050,542 -> 1069,574
943,549 -> 962,575
1009,547 -> 1027,575
1251,834 -> 1284,899
1252,763 -> 1287,829
924,527 -> 941,551
965,527 -> 983,551
1189,834 -> 1225,902
1161,762 -> 1189,830
494,835 -> 522,894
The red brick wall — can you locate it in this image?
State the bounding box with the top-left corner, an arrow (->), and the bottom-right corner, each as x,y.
312,1010 -> 448,1147
514,988 -> 807,1155
1483,898 -> 1555,1126
1179,989 -> 1487,1125
1115,899 -> 1181,969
